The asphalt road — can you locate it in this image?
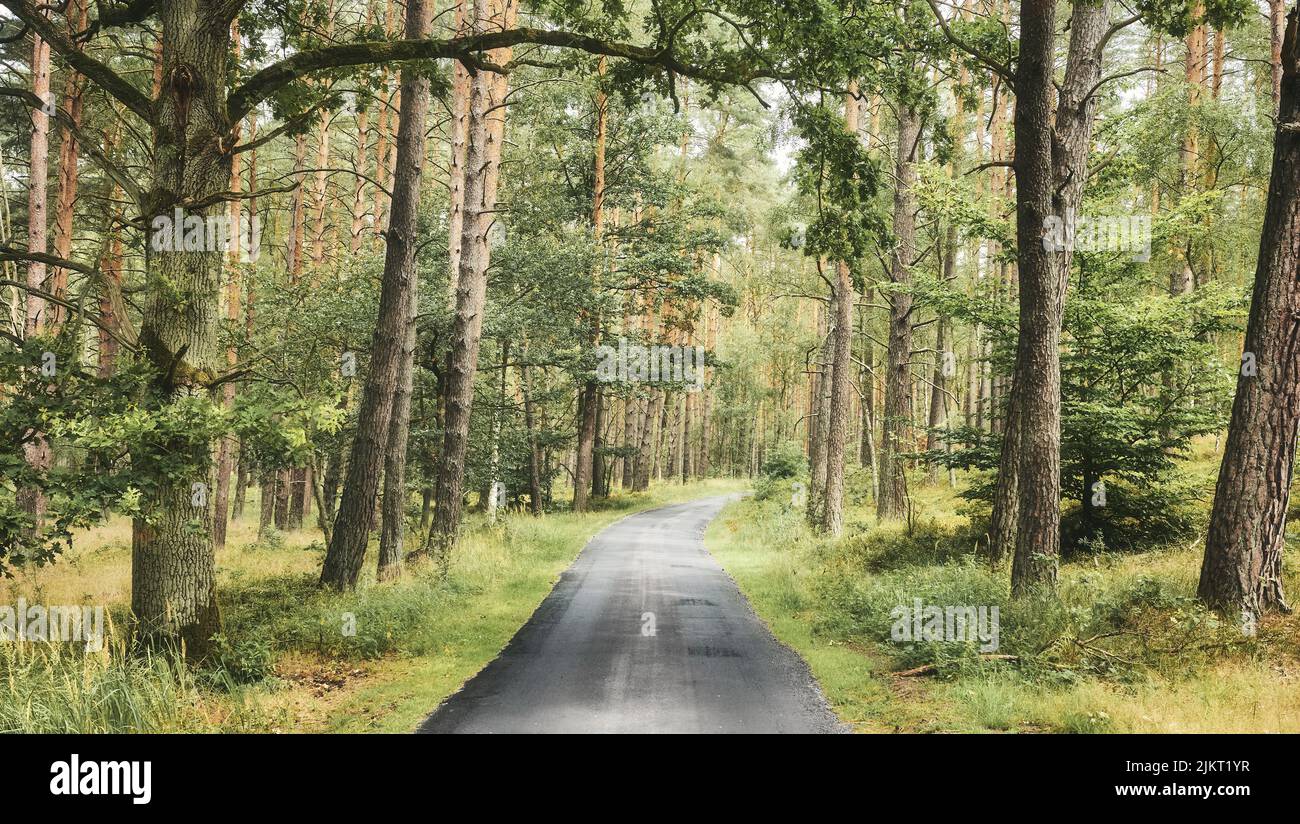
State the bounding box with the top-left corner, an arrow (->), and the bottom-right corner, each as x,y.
418,495 -> 844,734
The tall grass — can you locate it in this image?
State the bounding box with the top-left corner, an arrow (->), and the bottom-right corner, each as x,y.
707,489 -> 1300,733
0,640 -> 209,733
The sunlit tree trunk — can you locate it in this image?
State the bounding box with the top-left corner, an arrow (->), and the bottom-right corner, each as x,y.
429,0 -> 517,568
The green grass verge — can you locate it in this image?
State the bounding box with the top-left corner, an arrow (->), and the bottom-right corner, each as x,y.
0,479 -> 745,732
707,479 -> 1300,734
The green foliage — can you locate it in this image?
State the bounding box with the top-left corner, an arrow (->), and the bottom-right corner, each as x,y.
760,440 -> 807,479
792,103 -> 886,268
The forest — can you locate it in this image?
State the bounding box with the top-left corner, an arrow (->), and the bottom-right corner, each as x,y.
0,0 -> 1297,734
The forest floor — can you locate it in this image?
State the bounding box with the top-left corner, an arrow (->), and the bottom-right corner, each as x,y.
0,478 -> 746,732
707,440 -> 1300,733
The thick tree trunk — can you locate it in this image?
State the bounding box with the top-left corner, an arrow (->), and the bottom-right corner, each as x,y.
130,0 -> 240,655
877,104 -> 919,521
320,0 -> 433,589
1008,0 -> 1108,596
573,383 -> 598,510
1198,8 -> 1299,622
1008,1 -> 1061,596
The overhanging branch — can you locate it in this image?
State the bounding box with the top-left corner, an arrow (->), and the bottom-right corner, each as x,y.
227,26 -> 773,122
1,0 -> 153,120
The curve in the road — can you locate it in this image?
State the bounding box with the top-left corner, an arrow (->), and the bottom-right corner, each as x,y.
418,494 -> 845,734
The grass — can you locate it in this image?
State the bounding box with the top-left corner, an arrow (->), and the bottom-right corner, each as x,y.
707,454 -> 1300,734
0,477 -> 745,733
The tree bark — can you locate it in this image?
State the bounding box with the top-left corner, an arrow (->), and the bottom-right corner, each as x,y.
320,0 -> 434,589
1198,7 -> 1299,622
18,13 -> 52,533
1008,0 -> 1108,596
877,104 -> 919,521
377,255 -> 418,581
820,84 -> 859,536
48,0 -> 86,332
130,0 -> 241,655
428,0 -> 516,568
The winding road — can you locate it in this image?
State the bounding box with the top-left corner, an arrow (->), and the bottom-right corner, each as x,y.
418,495 -> 844,734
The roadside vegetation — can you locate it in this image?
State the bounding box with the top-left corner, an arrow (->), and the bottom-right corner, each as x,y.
708,448 -> 1300,733
1,479 -> 741,733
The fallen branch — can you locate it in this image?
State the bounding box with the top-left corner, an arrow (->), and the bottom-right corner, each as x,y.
895,654 -> 1021,677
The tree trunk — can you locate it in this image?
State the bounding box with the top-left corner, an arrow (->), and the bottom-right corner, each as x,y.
1275,0 -> 1288,113
1198,7 -> 1299,623
18,15 -> 52,533
48,0 -> 87,331
1008,0 -> 1108,596
428,0 -> 516,569
820,85 -> 859,536
130,0 -> 241,655
591,387 -> 607,498
522,360 -> 544,515
446,0 -> 471,304
877,104 -> 919,521
573,383 -> 598,510
213,59 -> 245,548
320,0 -> 433,589
377,238 -> 420,581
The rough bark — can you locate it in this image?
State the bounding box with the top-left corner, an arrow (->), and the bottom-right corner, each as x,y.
429,0 -> 516,568
1008,0 -> 1108,596
377,252 -> 418,581
1198,7 -> 1299,622
130,0 -> 240,655
320,0 -> 433,589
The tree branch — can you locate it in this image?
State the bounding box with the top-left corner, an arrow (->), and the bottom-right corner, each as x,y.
1,0 -> 153,120
227,26 -> 774,122
924,0 -> 1015,86
0,86 -> 144,207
